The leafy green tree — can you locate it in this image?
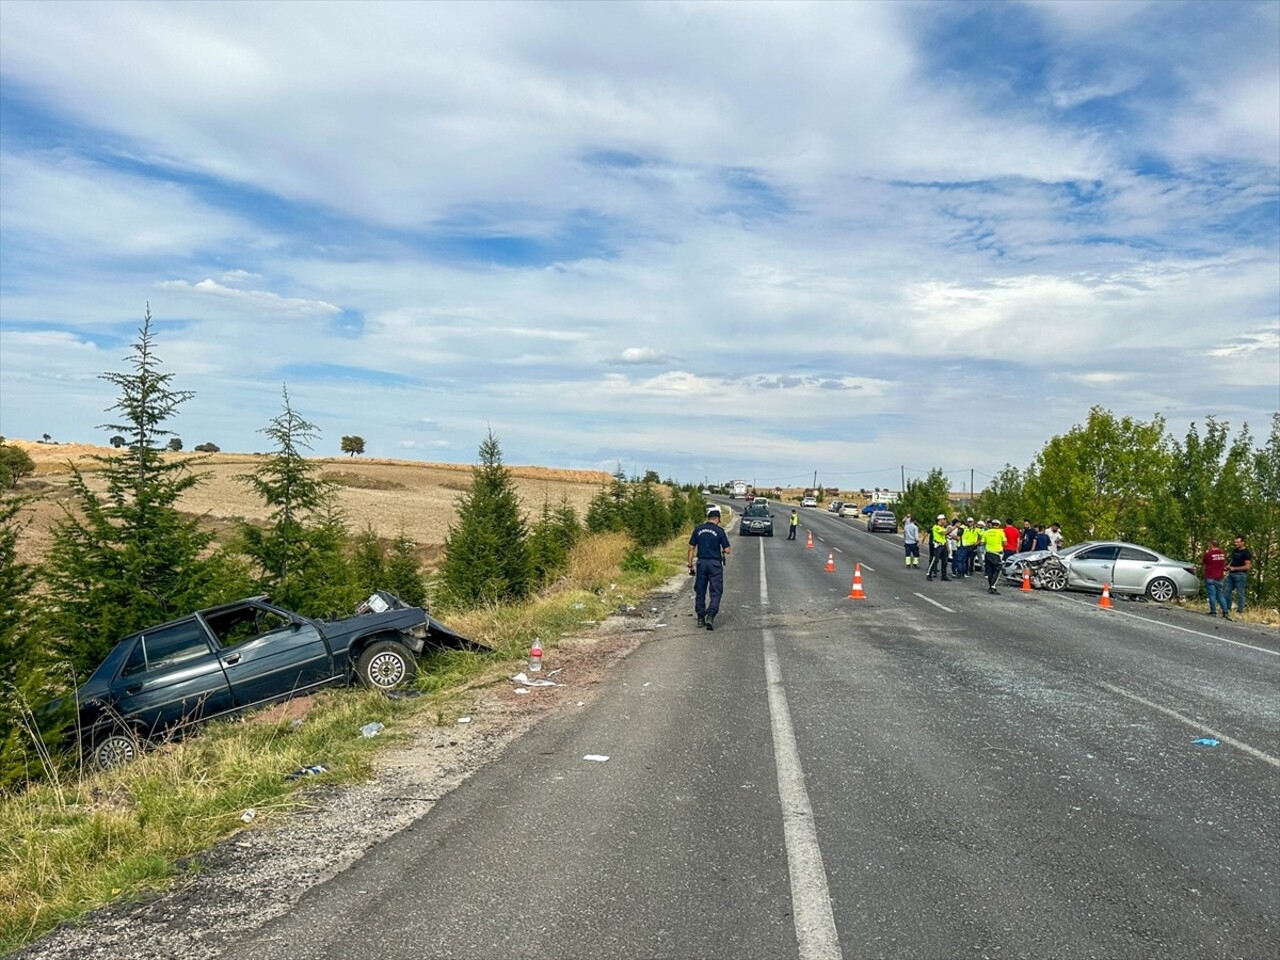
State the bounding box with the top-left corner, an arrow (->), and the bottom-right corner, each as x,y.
41,308 -> 220,680
974,464 -> 1026,524
109,435 -> 126,448
237,388 -> 350,614
436,430 -> 532,608
0,442 -> 35,488
167,437 -> 183,452
1246,413 -> 1280,607
1023,407 -> 1175,548
1169,418 -> 1234,562
896,468 -> 951,527
194,442 -> 221,453
341,435 -> 366,457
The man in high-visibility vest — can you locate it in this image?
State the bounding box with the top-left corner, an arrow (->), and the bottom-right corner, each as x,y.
982,521 -> 1007,593
926,514 -> 951,581
958,519 -> 980,578
788,509 -> 799,540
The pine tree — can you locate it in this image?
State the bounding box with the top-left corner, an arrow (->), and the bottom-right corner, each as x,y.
437,430 -> 531,607
0,497 -> 55,787
237,387 -> 351,615
42,308 -> 219,680
383,532 -> 428,607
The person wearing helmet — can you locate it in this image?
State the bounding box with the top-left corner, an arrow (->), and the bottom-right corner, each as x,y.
688,505 -> 731,630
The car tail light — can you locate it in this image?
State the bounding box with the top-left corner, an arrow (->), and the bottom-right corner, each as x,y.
1183,566 -> 1197,576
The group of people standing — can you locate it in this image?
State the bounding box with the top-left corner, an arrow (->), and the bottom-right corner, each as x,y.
1201,537 -> 1253,619
902,515 -> 1062,595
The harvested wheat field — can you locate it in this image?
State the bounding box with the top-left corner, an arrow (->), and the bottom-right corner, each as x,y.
5,440 -> 614,567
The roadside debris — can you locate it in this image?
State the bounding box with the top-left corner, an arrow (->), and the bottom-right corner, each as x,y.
285,764 -> 329,780
582,754 -> 610,762
239,809 -> 256,823
1191,737 -> 1221,747
457,716 -> 472,724
511,672 -> 557,687
360,722 -> 385,738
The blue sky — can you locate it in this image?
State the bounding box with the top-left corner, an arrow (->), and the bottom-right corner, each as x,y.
1,0 -> 1277,492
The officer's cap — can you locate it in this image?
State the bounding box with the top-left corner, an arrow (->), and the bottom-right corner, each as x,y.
706,505 -> 721,517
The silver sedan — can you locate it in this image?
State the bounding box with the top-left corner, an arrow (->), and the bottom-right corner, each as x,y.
1001,540 -> 1199,602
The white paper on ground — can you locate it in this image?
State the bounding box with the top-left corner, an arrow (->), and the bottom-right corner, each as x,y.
582,754 -> 610,762
511,672 -> 557,687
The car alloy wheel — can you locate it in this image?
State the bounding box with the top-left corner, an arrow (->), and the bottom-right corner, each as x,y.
1039,562 -> 1069,591
356,639 -> 415,690
92,729 -> 139,770
1145,577 -> 1177,602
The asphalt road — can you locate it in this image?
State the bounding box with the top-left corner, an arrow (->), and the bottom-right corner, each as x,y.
219,507 -> 1279,960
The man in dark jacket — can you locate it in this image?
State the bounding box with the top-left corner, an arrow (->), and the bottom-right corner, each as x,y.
688,506 -> 731,630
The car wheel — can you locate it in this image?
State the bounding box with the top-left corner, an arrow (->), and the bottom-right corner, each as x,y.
1145,577 -> 1177,603
1039,562 -> 1069,592
91,728 -> 140,771
356,639 -> 416,691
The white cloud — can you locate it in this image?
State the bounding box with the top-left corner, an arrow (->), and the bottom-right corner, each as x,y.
156,278 -> 341,316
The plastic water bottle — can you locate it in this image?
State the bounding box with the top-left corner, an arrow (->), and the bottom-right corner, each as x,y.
529,639 -> 543,673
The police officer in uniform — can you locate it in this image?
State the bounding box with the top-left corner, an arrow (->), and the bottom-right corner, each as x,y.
688,505 -> 731,630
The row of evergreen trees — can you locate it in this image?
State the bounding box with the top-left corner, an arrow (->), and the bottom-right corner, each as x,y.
0,309 -> 700,789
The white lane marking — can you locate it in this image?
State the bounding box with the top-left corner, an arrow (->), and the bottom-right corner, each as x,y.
759,536 -> 769,606
914,593 -> 956,613
833,546 -> 843,554
1099,682 -> 1280,770
1058,596 -> 1279,657
859,564 -> 875,573
760,563 -> 842,960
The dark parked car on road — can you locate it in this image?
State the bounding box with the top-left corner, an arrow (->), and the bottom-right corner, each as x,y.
867,510 -> 898,533
62,591 -> 475,769
739,502 -> 775,536
1001,541 -> 1198,602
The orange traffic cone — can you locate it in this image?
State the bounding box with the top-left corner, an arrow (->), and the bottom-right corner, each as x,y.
847,563 -> 866,600
1099,583 -> 1113,609
805,530 -> 814,549
1020,567 -> 1033,592
824,552 -> 836,572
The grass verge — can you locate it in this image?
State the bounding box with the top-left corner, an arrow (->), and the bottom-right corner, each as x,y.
0,532 -> 685,954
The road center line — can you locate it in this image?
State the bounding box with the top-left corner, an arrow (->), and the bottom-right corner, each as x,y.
1099,682 -> 1280,769
759,536 -> 769,606
1059,596 -> 1279,656
759,564 -> 842,960
914,593 -> 956,613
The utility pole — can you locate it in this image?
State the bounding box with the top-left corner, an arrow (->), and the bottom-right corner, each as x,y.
901,465 -> 905,494
813,470 -> 818,495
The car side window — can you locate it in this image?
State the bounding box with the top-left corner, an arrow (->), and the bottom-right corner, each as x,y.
1117,546 -> 1157,562
1077,546 -> 1120,562
121,621 -> 212,676
204,606 -> 292,647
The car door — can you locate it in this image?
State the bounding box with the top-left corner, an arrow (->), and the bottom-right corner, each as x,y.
202,602 -> 336,708
1067,545 -> 1121,591
1113,545 -> 1160,595
108,620 -> 234,737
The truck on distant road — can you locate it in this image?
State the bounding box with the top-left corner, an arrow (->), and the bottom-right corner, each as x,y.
730,480 -> 749,499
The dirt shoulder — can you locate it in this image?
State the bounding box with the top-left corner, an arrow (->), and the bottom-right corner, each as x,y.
12,575 -> 689,960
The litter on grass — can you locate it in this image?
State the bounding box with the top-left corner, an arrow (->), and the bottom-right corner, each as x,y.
360,722 -> 385,738
285,764 -> 329,780
1191,737 -> 1221,747
457,716 -> 472,724
582,754 -> 610,762
513,688 -> 530,695
240,809 -> 256,823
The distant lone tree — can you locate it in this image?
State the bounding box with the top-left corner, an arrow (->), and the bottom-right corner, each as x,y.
194,442 -> 221,453
167,437 -> 183,452
0,441 -> 36,488
341,435 -> 366,457
109,435 -> 126,448
40,433 -> 51,444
